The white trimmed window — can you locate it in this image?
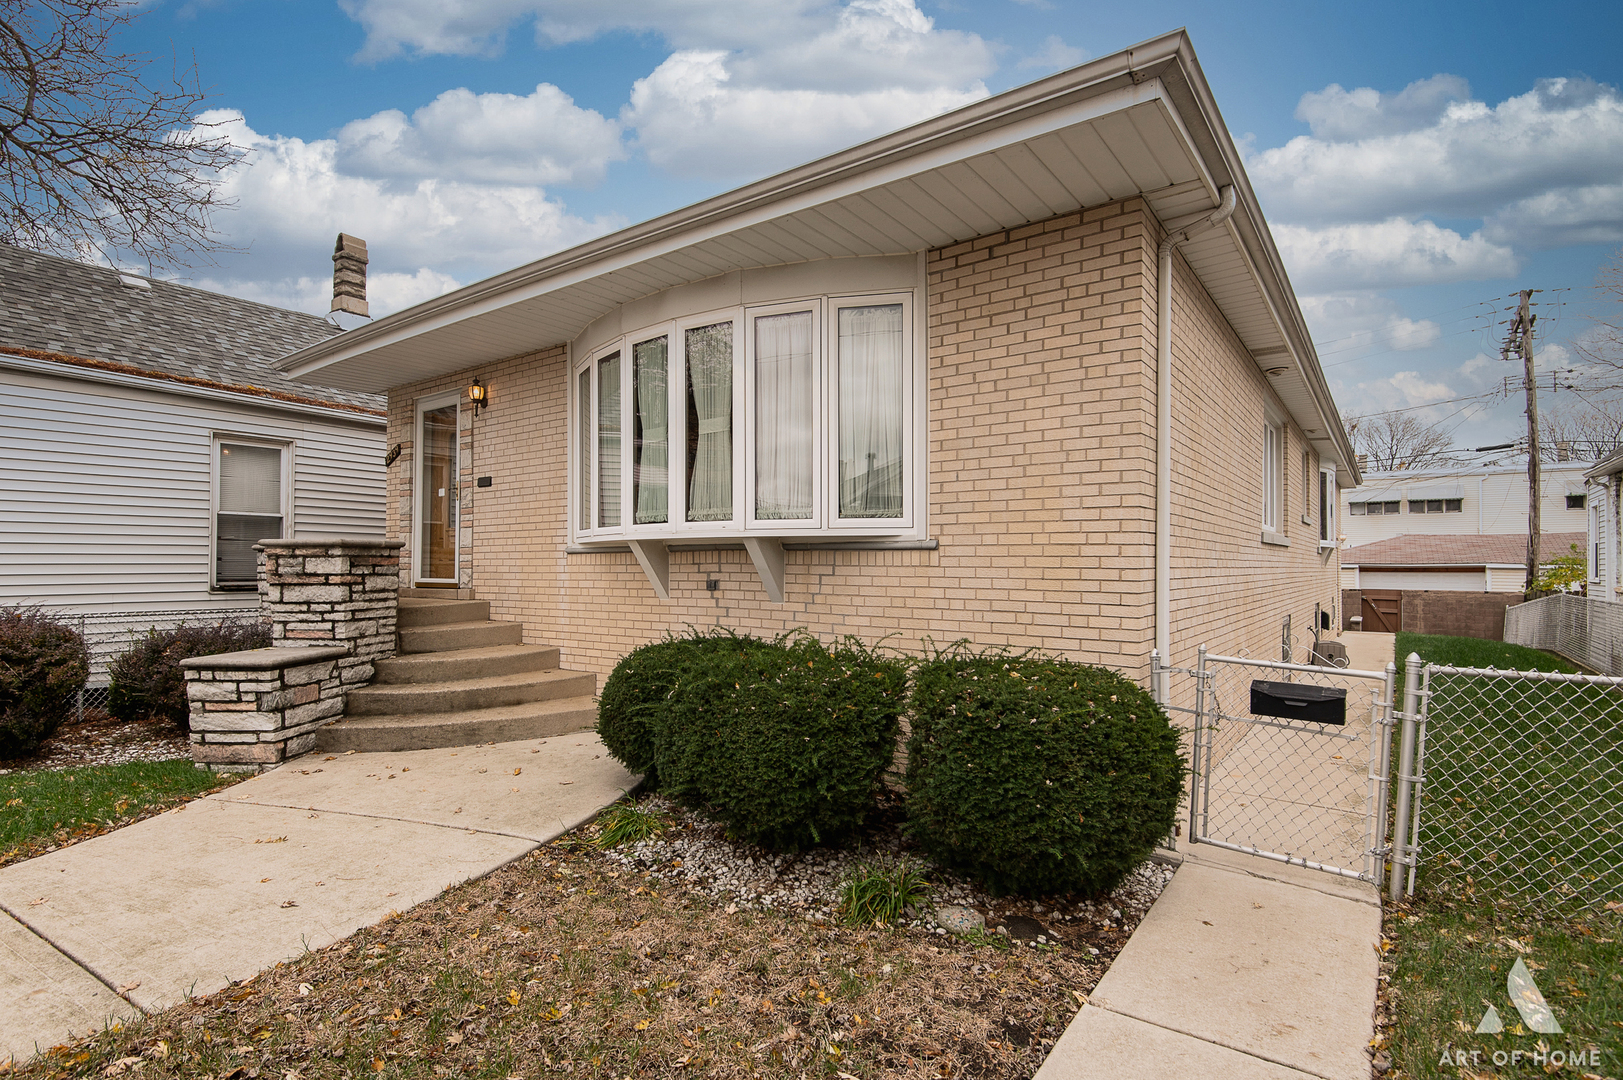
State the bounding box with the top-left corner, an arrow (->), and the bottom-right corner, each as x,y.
1262,418 -> 1283,533
1348,499 -> 1401,516
572,292 -> 917,542
213,438 -> 287,588
1319,467 -> 1337,545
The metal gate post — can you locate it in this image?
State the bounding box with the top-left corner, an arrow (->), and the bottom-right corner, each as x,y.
1189,644 -> 1209,844
1369,659 -> 1398,891
1405,663 -> 1431,897
1388,652 -> 1423,902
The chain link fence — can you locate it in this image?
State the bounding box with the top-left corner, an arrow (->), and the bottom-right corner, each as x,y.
71,607 -> 263,718
1503,592 -> 1623,676
1159,645 -> 1397,886
1410,662 -> 1623,915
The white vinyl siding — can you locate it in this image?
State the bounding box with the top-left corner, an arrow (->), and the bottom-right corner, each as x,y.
1487,566 -> 1528,592
0,363 -> 385,613
1358,570 -> 1487,592
1341,464 -> 1594,546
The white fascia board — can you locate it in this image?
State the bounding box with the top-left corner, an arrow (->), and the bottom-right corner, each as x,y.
276,82 -> 1177,385
0,353 -> 386,427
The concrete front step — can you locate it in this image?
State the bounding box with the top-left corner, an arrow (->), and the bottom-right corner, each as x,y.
398,586 -> 476,600
400,620 -> 524,653
313,698 -> 599,753
373,644 -> 562,684
345,667 -> 596,716
398,598 -> 491,628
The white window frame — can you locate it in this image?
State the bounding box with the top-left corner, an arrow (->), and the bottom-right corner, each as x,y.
570,290 -> 920,544
1261,415 -> 1283,537
1319,466 -> 1338,548
1300,451 -> 1313,525
210,434 -> 291,591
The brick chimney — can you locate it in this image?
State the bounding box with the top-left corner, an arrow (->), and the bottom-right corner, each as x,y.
331,234 -> 369,317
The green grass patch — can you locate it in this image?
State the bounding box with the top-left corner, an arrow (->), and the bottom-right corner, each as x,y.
593,799 -> 667,849
0,760 -> 238,865
1384,900 -> 1622,1079
837,860 -> 931,928
1393,633 -> 1623,914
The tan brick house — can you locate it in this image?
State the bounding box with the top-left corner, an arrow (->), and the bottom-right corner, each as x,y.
273,31 -> 1359,689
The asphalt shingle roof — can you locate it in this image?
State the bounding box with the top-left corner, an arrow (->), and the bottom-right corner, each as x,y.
1343,532 -> 1588,567
0,244 -> 383,412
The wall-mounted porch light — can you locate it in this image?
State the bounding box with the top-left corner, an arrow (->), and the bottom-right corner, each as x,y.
468,377 -> 489,413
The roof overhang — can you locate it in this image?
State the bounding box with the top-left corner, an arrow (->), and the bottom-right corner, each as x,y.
273,29 -> 1358,483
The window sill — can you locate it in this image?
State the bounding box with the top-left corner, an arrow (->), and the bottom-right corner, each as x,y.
1260,531 -> 1290,548
1318,541 -> 1338,552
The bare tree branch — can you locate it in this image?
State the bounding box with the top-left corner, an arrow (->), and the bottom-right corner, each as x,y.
0,0 -> 237,268
1342,410 -> 1457,471
1540,399 -> 1623,462
1574,247 -> 1623,376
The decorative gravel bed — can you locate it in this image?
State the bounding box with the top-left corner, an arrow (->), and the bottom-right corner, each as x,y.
0,712 -> 190,776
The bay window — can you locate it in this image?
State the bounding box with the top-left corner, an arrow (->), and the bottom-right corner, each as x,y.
572,292 -> 915,543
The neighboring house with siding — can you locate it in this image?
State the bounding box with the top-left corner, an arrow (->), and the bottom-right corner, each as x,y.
271,32 -> 1358,689
1587,450 -> 1622,601
1341,462 -> 1592,549
0,244 -> 387,620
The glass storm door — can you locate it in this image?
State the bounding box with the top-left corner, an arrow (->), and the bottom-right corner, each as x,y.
418,401 -> 460,583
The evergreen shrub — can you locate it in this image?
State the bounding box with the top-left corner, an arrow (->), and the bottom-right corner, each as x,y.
653,630 -> 908,851
108,619 -> 271,730
906,648 -> 1184,896
0,606 -> 90,758
595,632 -> 738,786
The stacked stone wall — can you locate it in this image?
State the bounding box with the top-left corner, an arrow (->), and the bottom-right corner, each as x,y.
182,646 -> 349,769
257,539 -> 404,685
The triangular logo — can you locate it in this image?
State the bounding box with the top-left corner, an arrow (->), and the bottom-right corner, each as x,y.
1475,1003 -> 1503,1034
1507,958 -> 1563,1034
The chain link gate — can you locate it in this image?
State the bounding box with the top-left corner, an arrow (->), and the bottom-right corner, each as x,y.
1154,646 -> 1399,887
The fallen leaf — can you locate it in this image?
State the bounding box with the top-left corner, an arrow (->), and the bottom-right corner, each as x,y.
635,1020 -> 651,1031
28,897 -> 46,906
281,900 -> 298,909
507,988 -> 521,1005
117,981 -> 140,993
530,749 -> 540,754
260,878 -> 271,883
255,837 -> 288,845
559,781 -> 574,786
1202,920 -> 1212,926
298,983 -> 313,996
513,768 -> 522,776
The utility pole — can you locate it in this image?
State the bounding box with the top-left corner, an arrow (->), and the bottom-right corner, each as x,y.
1501,290 -> 1542,597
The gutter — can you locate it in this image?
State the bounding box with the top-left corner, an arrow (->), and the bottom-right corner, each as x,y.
1156,186 -> 1236,673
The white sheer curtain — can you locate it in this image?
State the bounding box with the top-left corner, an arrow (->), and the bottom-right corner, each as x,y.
633,336 -> 669,524
685,322 -> 733,522
754,310 -> 814,520
837,304 -> 904,518
597,352 -> 621,528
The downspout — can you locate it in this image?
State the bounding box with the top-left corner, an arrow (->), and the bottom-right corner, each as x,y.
1156,186 -> 1236,671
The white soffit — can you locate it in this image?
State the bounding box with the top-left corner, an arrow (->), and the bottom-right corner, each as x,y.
273,30 -> 1352,477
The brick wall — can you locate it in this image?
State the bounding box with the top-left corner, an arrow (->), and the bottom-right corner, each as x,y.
1340,588 -> 1523,640
384,197 -> 1340,688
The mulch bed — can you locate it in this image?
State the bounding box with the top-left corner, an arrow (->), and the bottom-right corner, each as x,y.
10,799 -> 1173,1079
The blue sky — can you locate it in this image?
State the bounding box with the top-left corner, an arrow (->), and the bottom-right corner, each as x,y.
118,0 -> 1623,448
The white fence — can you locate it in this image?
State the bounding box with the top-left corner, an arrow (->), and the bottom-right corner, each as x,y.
1503,593 -> 1623,675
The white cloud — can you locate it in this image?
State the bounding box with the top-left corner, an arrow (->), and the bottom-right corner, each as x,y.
188,111 -> 622,316
1275,218 -> 1518,291
1294,74 -> 1471,140
1300,292 -> 1443,358
623,49 -> 985,179
335,84 -> 623,187
1485,182 -> 1623,248
1252,77 -> 1623,226
1017,34 -> 1086,72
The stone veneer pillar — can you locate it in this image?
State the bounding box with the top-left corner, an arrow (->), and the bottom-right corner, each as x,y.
179,538 -> 403,771
257,538 -> 405,685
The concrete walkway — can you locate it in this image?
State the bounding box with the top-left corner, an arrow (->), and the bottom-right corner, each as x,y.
0,734 -> 635,1066
1037,632 -> 1397,1080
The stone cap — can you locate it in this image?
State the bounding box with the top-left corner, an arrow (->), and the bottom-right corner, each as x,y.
179,645 -> 350,670
255,537 -> 405,551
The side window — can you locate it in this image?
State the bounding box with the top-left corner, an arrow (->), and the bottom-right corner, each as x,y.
1320,468 -> 1336,543
215,440 -> 284,588
1262,420 -> 1282,532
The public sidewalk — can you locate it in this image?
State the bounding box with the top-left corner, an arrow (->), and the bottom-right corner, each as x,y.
0,734 -> 636,1066
1036,631 -> 1397,1080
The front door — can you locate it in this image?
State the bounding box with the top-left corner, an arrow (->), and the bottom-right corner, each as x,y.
416,396 -> 460,584
1362,590 -> 1401,633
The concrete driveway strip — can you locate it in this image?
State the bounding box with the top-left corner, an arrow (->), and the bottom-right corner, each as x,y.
0,912 -> 137,1067
221,734 -> 637,841
1084,861 -> 1381,1080
1035,1005 -> 1322,1080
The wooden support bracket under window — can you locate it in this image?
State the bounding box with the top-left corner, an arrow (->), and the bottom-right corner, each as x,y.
743,537 -> 787,604
627,540 -> 670,601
